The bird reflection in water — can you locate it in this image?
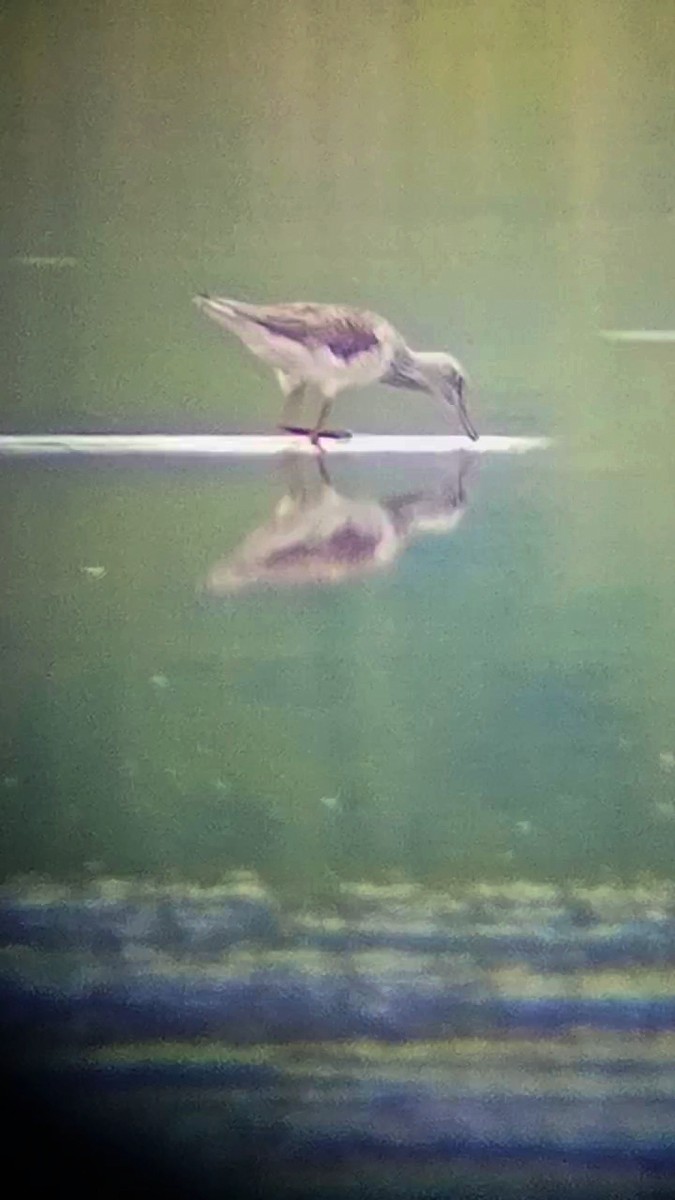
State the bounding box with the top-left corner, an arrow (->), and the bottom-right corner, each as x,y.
203,451 -> 476,595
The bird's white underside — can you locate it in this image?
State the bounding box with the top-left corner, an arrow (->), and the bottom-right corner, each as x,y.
266,335 -> 393,396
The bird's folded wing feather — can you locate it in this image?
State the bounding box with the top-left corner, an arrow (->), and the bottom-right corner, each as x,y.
241,304 -> 381,359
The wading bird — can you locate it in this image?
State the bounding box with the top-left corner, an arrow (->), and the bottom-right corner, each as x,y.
194,295 -> 479,443
203,451 -> 474,594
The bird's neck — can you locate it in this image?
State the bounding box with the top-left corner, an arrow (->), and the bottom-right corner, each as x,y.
385,346 -> 431,392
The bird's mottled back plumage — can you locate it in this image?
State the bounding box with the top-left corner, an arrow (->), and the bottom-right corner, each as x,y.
218,301 -> 384,360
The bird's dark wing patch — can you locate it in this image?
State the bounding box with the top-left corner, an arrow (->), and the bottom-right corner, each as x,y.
247,306 -> 380,360
322,321 -> 380,360
266,524 -> 380,568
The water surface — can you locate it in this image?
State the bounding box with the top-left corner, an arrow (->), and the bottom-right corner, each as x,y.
2,0 -> 675,892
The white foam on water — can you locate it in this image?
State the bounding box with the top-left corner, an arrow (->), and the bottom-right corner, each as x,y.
0,433 -> 552,458
600,330 -> 675,343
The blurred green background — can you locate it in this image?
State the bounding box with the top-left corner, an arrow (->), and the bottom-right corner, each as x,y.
1,0 -> 674,893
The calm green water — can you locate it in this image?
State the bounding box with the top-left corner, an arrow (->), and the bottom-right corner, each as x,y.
1,0 -> 674,893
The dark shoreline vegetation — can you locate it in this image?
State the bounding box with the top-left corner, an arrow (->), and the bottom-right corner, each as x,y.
3,872 -> 675,1195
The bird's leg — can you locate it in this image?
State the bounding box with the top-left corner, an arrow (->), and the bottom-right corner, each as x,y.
316,454 -> 332,485
281,449 -> 331,502
309,395 -> 353,445
310,398 -> 333,445
278,381 -> 311,436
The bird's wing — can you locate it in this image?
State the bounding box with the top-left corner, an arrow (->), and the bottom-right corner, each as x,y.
240,303 -> 383,360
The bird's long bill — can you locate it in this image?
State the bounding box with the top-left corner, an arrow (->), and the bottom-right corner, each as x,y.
454,379 -> 479,441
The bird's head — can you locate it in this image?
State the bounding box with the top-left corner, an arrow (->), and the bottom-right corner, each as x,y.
413,352 -> 478,441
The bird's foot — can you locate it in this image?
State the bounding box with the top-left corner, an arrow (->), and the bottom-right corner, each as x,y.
309,428 -> 353,445
280,424 -> 352,444
279,424 -> 313,437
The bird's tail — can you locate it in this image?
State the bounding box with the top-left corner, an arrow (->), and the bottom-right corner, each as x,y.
193,294 -> 244,320
193,294 -> 286,363
193,294 -> 267,339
